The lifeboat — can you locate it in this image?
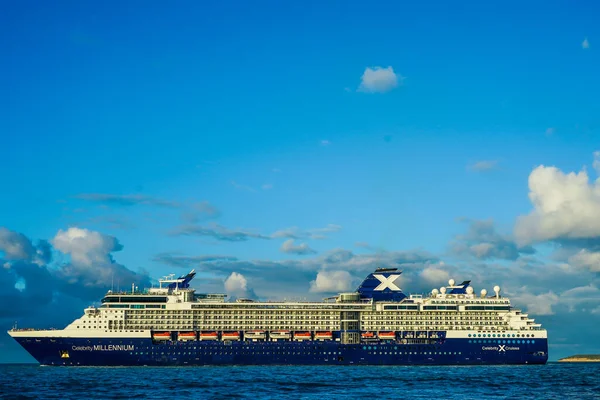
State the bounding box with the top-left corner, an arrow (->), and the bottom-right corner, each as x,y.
378,331 -> 396,340
361,332 -> 376,340
244,330 -> 266,340
270,330 -> 291,340
152,332 -> 171,340
222,331 -> 241,341
294,332 -> 312,340
178,332 -> 197,341
315,331 -> 333,340
199,331 -> 219,341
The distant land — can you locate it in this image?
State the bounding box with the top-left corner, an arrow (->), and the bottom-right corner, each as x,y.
558,355 -> 600,362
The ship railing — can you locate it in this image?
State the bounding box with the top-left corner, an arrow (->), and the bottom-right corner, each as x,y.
9,327 -> 59,332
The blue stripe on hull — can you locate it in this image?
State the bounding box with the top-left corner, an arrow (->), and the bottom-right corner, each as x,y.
14,337 -> 548,366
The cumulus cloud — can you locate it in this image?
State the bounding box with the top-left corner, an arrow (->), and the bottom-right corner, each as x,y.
50,228 -> 149,297
52,227 -> 122,267
224,272 -> 257,299
514,156 -> 600,247
0,227 -> 150,320
0,228 -> 36,261
420,266 -> 450,285
280,239 -> 317,255
568,250 -> 600,272
75,193 -> 179,208
467,160 -> 499,172
453,219 -> 535,261
309,270 -> 353,293
513,290 -> 560,316
357,66 -> 401,93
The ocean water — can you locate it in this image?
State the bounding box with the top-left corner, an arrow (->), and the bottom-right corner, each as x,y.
0,363 -> 599,399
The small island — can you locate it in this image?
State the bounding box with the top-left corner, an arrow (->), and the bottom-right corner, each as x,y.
558,355 -> 600,363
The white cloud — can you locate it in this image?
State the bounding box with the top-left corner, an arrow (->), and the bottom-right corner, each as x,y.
224,272 -> 257,299
420,266 -> 450,285
309,270 -> 353,293
224,272 -> 247,293
320,140 -> 331,146
52,227 -> 122,267
582,37 -> 589,49
280,239 -> 317,255
514,155 -> 600,246
0,227 -> 35,260
513,291 -> 560,316
568,250 -> 600,272
261,183 -> 273,190
593,151 -> 600,176
358,66 -> 400,93
545,127 -> 555,136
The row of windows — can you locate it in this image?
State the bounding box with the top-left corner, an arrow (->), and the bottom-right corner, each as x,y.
468,333 -> 536,338
469,339 -> 535,344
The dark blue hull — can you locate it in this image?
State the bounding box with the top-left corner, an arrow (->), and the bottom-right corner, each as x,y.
14,337 -> 548,366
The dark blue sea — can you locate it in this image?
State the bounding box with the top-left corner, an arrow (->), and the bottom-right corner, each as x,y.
1,363 -> 599,399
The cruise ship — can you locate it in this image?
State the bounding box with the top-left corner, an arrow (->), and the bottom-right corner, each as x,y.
8,268 -> 548,365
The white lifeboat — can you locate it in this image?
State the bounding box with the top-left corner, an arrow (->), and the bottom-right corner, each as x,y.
245,330 -> 266,340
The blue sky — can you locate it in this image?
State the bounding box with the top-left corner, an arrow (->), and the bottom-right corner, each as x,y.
1,0 -> 600,362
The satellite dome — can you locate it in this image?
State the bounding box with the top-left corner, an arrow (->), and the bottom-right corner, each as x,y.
481,289 -> 488,297
466,286 -> 474,295
432,288 -> 439,295
448,279 -> 455,286
440,287 -> 447,294
494,285 -> 501,293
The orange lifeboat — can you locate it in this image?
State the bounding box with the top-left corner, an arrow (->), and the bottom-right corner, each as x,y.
361,332 -> 376,339
152,332 -> 171,340
199,331 -> 219,341
294,332 -> 312,340
379,331 -> 396,340
178,332 -> 197,341
315,331 -> 333,340
222,331 -> 240,341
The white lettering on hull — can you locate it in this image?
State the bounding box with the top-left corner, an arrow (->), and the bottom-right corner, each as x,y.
481,346 -> 520,352
71,345 -> 135,351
